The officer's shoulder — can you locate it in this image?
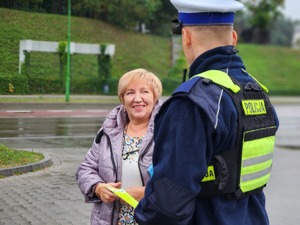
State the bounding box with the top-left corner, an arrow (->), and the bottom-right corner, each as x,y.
173,76 -> 223,97
173,76 -> 201,94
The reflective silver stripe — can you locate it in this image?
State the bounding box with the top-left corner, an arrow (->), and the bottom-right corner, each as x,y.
243,152 -> 273,167
241,167 -> 272,182
214,89 -> 223,129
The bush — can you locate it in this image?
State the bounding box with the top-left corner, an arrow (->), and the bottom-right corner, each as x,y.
161,77 -> 181,95
0,74 -> 120,95
28,76 -> 64,94
71,76 -> 119,95
71,76 -> 100,94
0,73 -> 29,94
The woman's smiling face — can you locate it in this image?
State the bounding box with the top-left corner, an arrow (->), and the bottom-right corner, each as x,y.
123,79 -> 155,123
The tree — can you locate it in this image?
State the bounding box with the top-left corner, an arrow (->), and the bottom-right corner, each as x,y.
270,17 -> 295,46
72,0 -> 162,32
243,0 -> 284,44
41,0 -> 68,14
148,0 -> 178,36
72,0 -> 103,19
0,0 -> 174,36
0,0 -> 44,11
107,0 -> 161,31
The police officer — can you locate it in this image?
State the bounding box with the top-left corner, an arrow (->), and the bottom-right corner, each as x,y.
134,0 -> 279,224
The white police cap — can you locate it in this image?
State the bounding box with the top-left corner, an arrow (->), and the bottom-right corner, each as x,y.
170,0 -> 244,34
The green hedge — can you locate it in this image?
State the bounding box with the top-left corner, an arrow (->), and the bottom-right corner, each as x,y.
3,73 -> 297,96
29,77 -> 118,95
71,76 -> 119,95
0,74 -> 121,95
70,76 -> 100,94
0,73 -> 29,94
161,77 -> 181,95
29,76 -> 64,94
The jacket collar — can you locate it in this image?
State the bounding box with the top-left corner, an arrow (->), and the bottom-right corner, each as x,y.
103,99 -> 163,137
188,45 -> 245,79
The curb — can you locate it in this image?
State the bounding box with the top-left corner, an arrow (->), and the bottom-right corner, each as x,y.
0,153 -> 53,177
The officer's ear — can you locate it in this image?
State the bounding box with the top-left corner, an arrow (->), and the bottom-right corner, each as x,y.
182,28 -> 191,49
232,30 -> 238,46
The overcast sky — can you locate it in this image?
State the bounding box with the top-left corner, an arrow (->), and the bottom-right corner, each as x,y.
240,0 -> 300,21
281,0 -> 300,21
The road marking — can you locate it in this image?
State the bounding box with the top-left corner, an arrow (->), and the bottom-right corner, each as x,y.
6,110 -> 32,113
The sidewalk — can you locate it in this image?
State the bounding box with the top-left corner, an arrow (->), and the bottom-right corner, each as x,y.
0,95 -> 119,118
0,108 -> 112,118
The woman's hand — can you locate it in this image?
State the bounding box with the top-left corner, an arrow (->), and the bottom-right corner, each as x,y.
95,182 -> 121,203
125,186 -> 145,202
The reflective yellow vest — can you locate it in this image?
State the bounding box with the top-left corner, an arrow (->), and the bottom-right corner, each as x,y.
195,70 -> 277,199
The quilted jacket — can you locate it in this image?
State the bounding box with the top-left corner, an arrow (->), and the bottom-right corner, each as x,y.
76,100 -> 163,225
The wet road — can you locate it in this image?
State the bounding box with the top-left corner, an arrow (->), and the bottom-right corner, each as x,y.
0,100 -> 300,225
0,117 -> 104,149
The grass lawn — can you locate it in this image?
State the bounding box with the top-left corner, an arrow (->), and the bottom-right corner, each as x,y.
0,144 -> 44,169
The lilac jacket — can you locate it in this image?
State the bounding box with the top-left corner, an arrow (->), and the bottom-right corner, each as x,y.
76,100 -> 162,225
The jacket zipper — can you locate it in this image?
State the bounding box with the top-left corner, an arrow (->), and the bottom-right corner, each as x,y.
103,132 -> 118,225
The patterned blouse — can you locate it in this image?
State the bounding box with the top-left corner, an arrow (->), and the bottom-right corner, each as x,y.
118,132 -> 143,225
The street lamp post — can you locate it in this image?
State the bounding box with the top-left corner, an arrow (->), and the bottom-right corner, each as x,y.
65,0 -> 71,102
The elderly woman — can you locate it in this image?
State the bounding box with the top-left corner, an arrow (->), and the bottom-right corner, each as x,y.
76,68 -> 163,225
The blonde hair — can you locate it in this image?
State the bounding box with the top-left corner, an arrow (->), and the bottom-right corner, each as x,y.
118,68 -> 162,104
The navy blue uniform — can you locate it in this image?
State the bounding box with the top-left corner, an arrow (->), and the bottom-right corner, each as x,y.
134,46 -> 279,225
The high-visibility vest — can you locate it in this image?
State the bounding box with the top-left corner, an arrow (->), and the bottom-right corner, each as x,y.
173,70 -> 277,199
